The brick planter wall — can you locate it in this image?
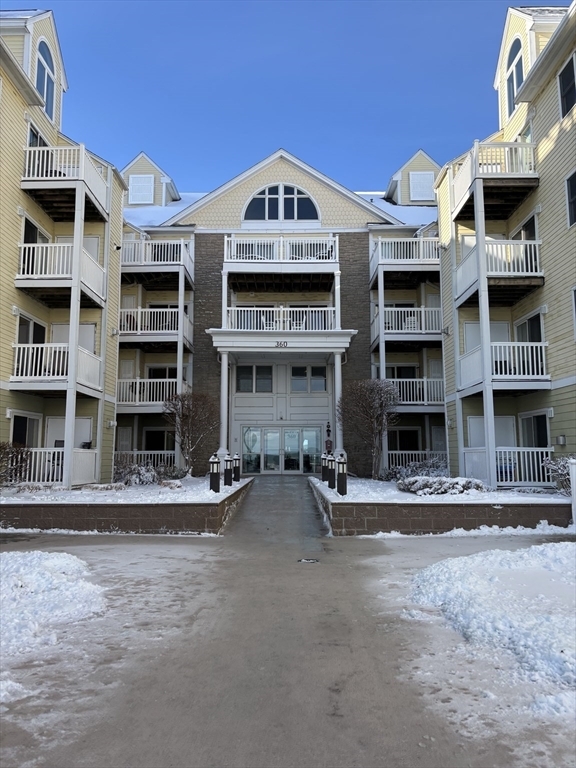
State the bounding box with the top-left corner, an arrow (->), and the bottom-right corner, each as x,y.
309,481 -> 572,535
0,480 -> 253,534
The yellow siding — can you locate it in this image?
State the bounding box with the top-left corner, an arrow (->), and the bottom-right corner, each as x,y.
123,156 -> 163,207
30,16 -> 64,132
399,153 -> 439,205
535,32 -> 552,56
497,13 -> 530,137
1,34 -> 25,67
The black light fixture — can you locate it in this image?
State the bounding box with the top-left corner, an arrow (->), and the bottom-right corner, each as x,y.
224,454 -> 233,486
233,453 -> 240,482
336,453 -> 347,496
327,453 -> 336,490
209,453 -> 220,493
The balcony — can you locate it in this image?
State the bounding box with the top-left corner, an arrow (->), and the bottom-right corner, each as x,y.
371,238 -> 440,279
121,239 -> 194,286
15,244 -> 106,305
225,236 -> 338,263
392,378 -> 444,406
10,344 -> 102,391
22,145 -> 109,219
8,447 -> 98,485
116,378 -> 180,412
118,308 -> 194,347
463,447 -> 554,487
452,142 -> 538,221
382,308 -> 442,335
459,342 -> 549,390
455,240 -> 544,306
226,307 -> 337,331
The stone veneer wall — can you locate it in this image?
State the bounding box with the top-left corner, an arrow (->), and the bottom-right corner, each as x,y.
0,481 -> 252,534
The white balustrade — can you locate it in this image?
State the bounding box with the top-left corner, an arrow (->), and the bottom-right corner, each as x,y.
226,307 -> 336,331
7,448 -> 64,484
485,240 -> 541,275
495,447 -> 554,486
18,243 -> 72,278
12,343 -> 69,380
225,236 -> 338,262
382,307 -> 442,333
491,342 -> 548,378
477,142 -> 536,176
80,248 -> 105,298
72,449 -> 98,485
114,451 -> 176,468
117,378 -> 178,405
121,240 -> 188,265
388,451 -> 448,468
455,246 -> 478,297
377,238 -> 440,262
119,308 -> 179,334
459,346 -> 482,388
77,348 -> 102,389
393,378 -> 444,404
463,448 -> 488,483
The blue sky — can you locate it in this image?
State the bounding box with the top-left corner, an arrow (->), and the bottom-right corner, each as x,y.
5,0 -> 564,192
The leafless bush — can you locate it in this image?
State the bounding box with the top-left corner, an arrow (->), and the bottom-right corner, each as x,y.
163,392 -> 219,476
542,454 -> 575,496
0,442 -> 31,485
383,455 -> 448,481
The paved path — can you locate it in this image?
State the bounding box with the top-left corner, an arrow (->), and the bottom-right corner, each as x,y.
1,478 -> 560,767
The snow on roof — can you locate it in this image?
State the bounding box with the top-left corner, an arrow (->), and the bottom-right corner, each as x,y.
511,6 -> 570,18
0,9 -> 45,19
356,194 -> 437,226
123,192 -> 206,228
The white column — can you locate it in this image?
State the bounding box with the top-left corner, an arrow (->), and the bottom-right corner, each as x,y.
378,266 -> 388,473
474,177 -> 497,488
221,271 -> 228,329
175,266 -> 185,469
334,352 -> 343,452
569,459 -> 576,522
218,351 -> 229,457
62,184 -> 85,488
334,270 -> 341,330
456,394 -> 464,477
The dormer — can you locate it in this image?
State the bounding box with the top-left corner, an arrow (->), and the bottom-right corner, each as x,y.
121,152 -> 181,207
0,10 -> 68,132
383,150 -> 441,207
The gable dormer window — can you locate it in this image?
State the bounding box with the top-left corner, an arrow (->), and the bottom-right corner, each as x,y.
244,185 -> 319,221
128,174 -> 155,204
506,39 -> 524,118
36,41 -> 55,120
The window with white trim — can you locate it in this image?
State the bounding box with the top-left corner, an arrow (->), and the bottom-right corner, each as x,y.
36,41 -> 55,120
11,413 -> 41,447
409,172 -> 435,201
559,54 -> 576,119
236,366 -> 273,393
520,412 -> 549,447
244,185 -> 318,221
128,174 -> 155,204
567,170 -> 576,227
290,366 -> 326,392
506,39 -> 524,118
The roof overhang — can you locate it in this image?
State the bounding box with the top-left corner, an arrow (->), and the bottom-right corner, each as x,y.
0,38 -> 43,105
206,328 -> 358,354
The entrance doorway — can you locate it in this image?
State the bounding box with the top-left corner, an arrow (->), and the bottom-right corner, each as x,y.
242,426 -> 322,474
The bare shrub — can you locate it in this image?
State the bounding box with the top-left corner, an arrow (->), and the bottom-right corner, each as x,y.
542,454 -> 575,496
163,392 -> 219,476
0,442 -> 31,486
337,380 -> 399,480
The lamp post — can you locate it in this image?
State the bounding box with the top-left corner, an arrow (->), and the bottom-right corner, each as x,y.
336,453 -> 347,496
224,454 -> 233,486
321,452 -> 328,482
209,453 -> 220,493
233,453 -> 240,482
327,452 -> 336,490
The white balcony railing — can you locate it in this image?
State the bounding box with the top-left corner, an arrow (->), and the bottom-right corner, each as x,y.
495,447 -> 554,486
392,378 -> 444,405
80,248 -> 105,298
459,346 -> 482,389
12,343 -> 69,380
383,308 -> 442,333
119,308 -> 179,334
72,449 -> 98,485
226,307 -> 337,331
376,238 -> 440,263
23,145 -> 108,212
463,447 -> 488,482
121,239 -> 193,273
117,378 -> 178,405
18,243 -> 72,278
491,342 -> 548,378
486,240 -> 541,275
77,348 -> 102,389
455,246 -> 479,297
388,451 -> 448,468
225,236 -> 338,262
114,451 -> 176,469
8,448 -> 64,483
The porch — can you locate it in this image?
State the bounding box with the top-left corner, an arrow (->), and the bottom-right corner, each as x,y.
10,344 -> 102,390
118,308 -> 194,345
463,447 -> 554,487
10,447 -> 98,485
114,451 -> 176,469
116,378 -> 182,412
459,343 -> 549,389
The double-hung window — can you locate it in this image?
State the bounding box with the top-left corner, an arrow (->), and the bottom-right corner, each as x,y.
567,171 -> 576,227
506,39 -> 524,118
559,55 -> 576,119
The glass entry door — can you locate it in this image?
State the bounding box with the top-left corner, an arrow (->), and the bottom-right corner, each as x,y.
243,426 -> 322,474
263,429 -> 281,471
283,429 -> 300,472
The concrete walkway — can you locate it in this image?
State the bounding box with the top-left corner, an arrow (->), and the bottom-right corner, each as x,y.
1,477 -> 560,768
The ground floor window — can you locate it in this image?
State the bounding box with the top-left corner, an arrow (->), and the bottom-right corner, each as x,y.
291,365 -> 326,392
387,428 -> 420,451
520,413 -> 549,447
236,365 -> 273,393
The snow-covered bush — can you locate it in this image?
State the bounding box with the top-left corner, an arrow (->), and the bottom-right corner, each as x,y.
397,475 -> 486,496
0,442 -> 31,485
542,454 -> 575,497
156,464 -> 188,481
113,455 -> 158,486
383,455 -> 448,481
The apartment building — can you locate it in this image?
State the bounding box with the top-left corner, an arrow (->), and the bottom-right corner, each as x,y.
0,10 -> 125,487
436,4 -> 576,488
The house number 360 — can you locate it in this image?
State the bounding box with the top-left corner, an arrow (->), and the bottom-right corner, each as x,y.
275,341 -> 288,347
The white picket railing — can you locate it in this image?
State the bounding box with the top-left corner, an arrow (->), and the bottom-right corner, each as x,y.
77,348 -> 102,389
18,243 -> 73,278
455,246 -> 479,297
459,346 -> 482,388
491,342 -> 548,378
12,343 -> 69,380
226,307 -> 337,331
392,378 -> 444,404
114,451 -> 176,468
119,308 -> 179,334
485,240 -> 542,275
183,314 -> 194,346
388,451 -> 448,468
383,307 -> 442,333
8,448 -> 64,483
377,238 -> 440,263
495,447 -> 554,486
72,449 -> 98,485
121,240 -> 190,266
23,145 -> 108,212
80,248 -> 105,298
117,378 -> 178,405
225,236 -> 338,262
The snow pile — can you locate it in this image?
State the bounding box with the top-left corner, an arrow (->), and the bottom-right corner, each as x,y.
366,519 -> 576,538
410,542 -> 576,712
0,552 -> 105,657
397,475 -> 486,495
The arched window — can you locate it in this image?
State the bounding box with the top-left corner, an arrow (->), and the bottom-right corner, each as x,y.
506,39 -> 524,118
36,41 -> 55,120
244,185 -> 319,222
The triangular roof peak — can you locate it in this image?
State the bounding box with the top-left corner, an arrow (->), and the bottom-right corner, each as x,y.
164,148 -> 401,226
390,149 -> 441,177
121,151 -> 180,201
